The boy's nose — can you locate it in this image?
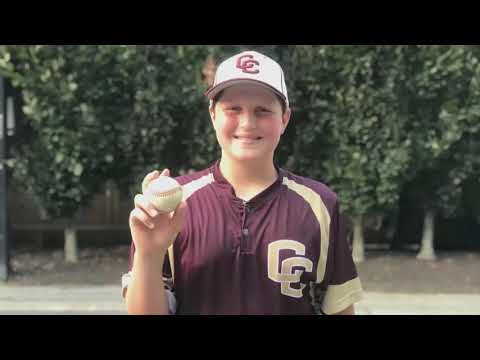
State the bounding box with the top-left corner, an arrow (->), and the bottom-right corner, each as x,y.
239,112 -> 257,129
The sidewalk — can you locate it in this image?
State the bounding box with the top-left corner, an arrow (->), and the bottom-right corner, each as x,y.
1,285 -> 480,315
0,285 -> 127,314
356,292 -> 480,315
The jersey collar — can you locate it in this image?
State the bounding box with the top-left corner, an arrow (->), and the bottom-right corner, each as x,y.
210,160 -> 286,208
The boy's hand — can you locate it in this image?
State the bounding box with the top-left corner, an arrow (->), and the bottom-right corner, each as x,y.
129,169 -> 187,257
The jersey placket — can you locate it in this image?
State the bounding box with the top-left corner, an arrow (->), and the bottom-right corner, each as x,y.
240,200 -> 251,254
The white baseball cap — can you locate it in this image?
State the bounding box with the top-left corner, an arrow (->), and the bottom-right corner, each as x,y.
205,51 -> 289,108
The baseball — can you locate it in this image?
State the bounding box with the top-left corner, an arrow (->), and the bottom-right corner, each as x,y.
144,176 -> 183,213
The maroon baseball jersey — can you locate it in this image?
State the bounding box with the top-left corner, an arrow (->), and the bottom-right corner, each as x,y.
122,161 -> 363,315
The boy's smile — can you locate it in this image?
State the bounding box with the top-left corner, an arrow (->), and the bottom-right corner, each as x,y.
233,134 -> 263,145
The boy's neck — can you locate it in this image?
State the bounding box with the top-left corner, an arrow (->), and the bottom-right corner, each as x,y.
219,157 -> 278,201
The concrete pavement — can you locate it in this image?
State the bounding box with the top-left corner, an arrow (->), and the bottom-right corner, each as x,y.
356,292 -> 480,315
1,285 -> 479,315
0,285 -> 127,314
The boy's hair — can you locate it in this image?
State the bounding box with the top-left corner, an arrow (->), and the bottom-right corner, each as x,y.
211,90 -> 287,115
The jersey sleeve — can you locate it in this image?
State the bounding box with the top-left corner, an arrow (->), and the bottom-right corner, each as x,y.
121,242 -> 177,314
320,200 -> 363,315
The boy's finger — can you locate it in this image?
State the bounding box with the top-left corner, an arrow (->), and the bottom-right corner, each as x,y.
134,194 -> 159,218
142,170 -> 160,193
161,169 -> 170,177
129,208 -> 155,230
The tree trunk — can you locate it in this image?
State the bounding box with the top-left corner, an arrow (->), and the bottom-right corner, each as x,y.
35,205 -> 49,250
352,215 -> 365,263
417,210 -> 436,261
105,180 -> 113,224
112,183 -> 120,224
64,227 -> 78,263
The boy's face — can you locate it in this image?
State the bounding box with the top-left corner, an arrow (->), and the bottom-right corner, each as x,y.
210,83 -> 291,164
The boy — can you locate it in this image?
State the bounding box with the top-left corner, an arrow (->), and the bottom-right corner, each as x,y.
122,50 -> 363,315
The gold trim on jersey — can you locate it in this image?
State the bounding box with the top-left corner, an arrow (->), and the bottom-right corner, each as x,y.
282,177 -> 331,284
168,246 -> 175,284
321,277 -> 363,315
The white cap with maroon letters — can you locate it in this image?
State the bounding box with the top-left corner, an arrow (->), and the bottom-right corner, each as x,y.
205,51 -> 289,108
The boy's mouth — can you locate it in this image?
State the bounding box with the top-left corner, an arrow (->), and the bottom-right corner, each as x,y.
233,135 -> 263,141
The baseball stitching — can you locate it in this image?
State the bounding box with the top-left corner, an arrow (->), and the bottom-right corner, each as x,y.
150,187 -> 182,197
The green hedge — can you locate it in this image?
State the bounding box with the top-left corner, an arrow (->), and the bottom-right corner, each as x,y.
0,45 -> 479,243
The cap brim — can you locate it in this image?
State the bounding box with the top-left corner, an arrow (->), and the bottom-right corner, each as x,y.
205,79 -> 287,105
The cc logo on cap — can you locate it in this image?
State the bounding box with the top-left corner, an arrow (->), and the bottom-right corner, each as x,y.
236,55 -> 260,74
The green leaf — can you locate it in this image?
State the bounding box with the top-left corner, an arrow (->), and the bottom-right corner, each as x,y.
73,163 -> 83,177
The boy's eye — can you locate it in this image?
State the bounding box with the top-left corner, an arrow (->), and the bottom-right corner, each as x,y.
258,108 -> 271,113
226,106 -> 241,112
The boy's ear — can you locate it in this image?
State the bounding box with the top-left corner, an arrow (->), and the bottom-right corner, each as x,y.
209,105 -> 216,128
281,108 -> 291,135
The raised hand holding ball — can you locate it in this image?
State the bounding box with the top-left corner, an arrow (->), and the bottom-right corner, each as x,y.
143,175 -> 183,213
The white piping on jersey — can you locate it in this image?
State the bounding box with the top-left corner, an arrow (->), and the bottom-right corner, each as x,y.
282,177 -> 331,284
168,172 -> 216,283
182,173 -> 215,201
